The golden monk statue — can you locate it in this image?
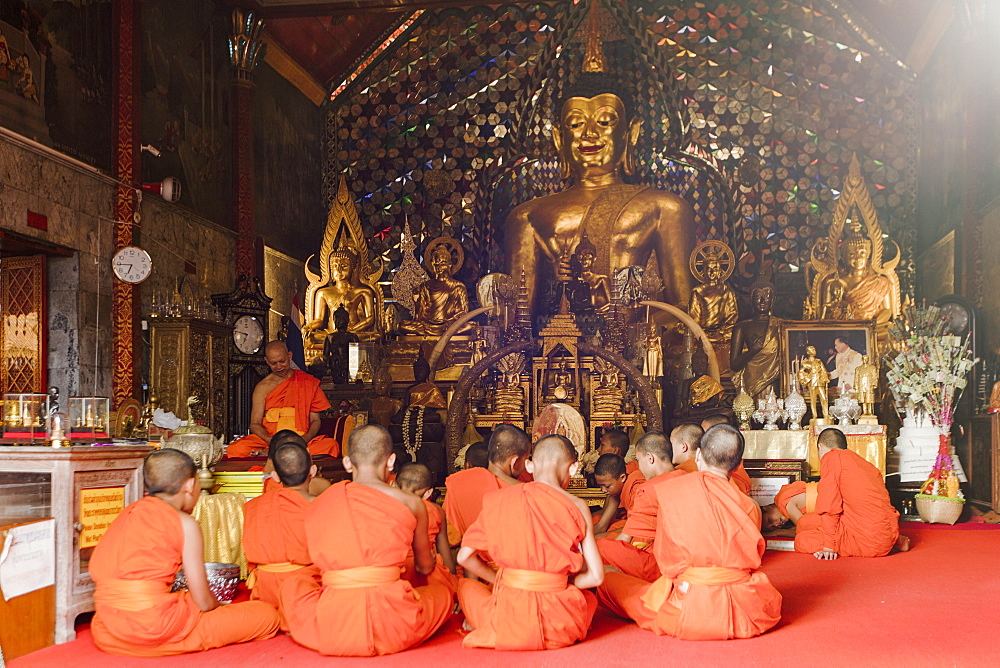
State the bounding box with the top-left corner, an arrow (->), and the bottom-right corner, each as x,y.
729,284 -> 780,400
797,345 -> 830,424
401,236 -> 471,336
854,355 -> 878,417
688,240 -> 739,344
504,35 -> 695,313
304,249 -> 377,345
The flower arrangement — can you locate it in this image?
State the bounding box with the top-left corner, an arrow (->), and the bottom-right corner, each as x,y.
886,304 -> 978,502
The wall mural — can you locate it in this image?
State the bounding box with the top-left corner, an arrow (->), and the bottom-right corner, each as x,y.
326,0 -> 917,310
0,0 -> 112,170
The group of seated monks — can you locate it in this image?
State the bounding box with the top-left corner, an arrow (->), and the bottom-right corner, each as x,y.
88,413 -> 908,657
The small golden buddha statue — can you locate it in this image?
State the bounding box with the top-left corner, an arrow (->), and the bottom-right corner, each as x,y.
797,345 -> 830,424
820,277 -> 852,320
401,237 -> 471,336
567,235 -> 610,312
504,27 -> 695,313
643,323 -> 663,378
592,357 -> 624,414
546,358 -> 576,402
493,353 -> 526,415
729,284 -> 781,399
688,241 -> 738,345
854,355 -> 878,417
369,366 -> 403,427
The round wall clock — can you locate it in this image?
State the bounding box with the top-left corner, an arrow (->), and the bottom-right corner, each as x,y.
233,315 -> 264,355
111,246 -> 152,284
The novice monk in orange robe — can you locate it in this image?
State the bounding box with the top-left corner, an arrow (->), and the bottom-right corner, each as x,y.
598,428 -> 641,476
443,424 -> 531,546
670,417 -> 751,494
598,429 -> 690,583
227,341 -> 340,458
90,449 -> 279,657
457,434 -> 604,650
761,481 -> 818,534
598,424 -> 782,640
396,462 -> 458,594
592,454 -> 628,534
243,437 -> 320,627
794,428 -> 908,559
280,425 -> 452,656
259,430 -> 333,496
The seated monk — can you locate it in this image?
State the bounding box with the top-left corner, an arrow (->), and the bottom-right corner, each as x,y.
591,454 -> 627,534
396,462 -> 458,595
443,424 -> 531,547
457,434 -> 604,650
794,428 -> 909,559
226,341 -> 340,458
464,441 -> 488,469
598,429 -> 688,583
280,425 -> 453,656
761,481 -> 818,536
599,428 -> 640,476
593,453 -> 645,537
676,418 -> 752,495
89,449 -> 279,656
243,437 -> 321,629
261,430 -> 333,496
597,424 -> 782,640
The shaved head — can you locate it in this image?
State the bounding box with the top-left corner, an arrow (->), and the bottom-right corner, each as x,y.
599,429 -> 629,455
347,424 -> 393,467
636,430 -> 673,462
396,462 -> 433,494
269,429 -> 300,450
488,424 -> 531,465
818,427 -> 848,450
671,423 -> 704,450
594,453 -> 626,478
700,424 -> 745,473
265,340 -> 289,356
273,439 -> 311,487
701,414 -> 731,430
532,434 -> 578,465
144,448 -> 197,495
465,441 -> 488,469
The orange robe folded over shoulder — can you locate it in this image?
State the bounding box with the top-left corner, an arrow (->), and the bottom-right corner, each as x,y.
794,448 -> 899,557
227,370 -> 340,458
242,487 -> 319,628
458,482 -> 598,650
774,481 -> 818,519
606,467 -> 646,534
598,469 -> 687,583
89,497 -> 279,657
280,481 -> 452,656
403,499 -> 457,595
598,471 -> 782,640
443,466 -> 509,547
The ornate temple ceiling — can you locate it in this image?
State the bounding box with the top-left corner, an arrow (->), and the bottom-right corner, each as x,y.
223,0 -> 946,101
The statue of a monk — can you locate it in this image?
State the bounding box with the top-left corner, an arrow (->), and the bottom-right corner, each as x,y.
729,284 -> 781,400
504,70 -> 696,313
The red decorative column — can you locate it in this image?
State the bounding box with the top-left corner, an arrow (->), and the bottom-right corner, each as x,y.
111,0 -> 139,408
229,10 -> 267,279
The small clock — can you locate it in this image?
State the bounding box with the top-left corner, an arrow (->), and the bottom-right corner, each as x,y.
112,246 -> 152,284
233,315 -> 264,355
934,295 -> 974,336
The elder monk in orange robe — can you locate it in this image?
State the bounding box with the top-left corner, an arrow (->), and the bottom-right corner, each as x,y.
242,436 -> 320,627
598,429 -> 690,583
90,449 -> 279,657
598,424 -> 782,640
457,434 -> 604,650
227,341 -> 339,458
396,462 -> 458,594
794,428 -> 907,558
280,425 -> 452,656
443,424 -> 531,546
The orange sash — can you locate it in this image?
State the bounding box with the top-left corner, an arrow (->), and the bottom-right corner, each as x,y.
642,566 -> 752,611
500,568 -> 568,593
321,566 -> 401,589
94,578 -> 170,612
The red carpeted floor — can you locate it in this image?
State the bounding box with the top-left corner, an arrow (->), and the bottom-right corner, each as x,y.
14,524 -> 1000,667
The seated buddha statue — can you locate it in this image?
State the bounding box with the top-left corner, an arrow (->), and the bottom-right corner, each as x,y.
545,359 -> 576,403
688,244 -> 738,345
504,35 -> 696,314
304,249 -> 378,345
566,235 -> 610,313
401,237 -> 471,336
818,222 -> 893,326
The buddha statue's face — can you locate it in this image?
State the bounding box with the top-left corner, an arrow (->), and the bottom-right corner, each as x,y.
844,242 -> 871,272
752,287 -> 774,314
705,257 -> 722,283
578,249 -> 595,270
430,249 -> 453,279
331,256 -> 353,282
556,93 -> 636,178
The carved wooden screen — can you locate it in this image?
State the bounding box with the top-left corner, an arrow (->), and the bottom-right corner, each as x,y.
0,255 -> 47,393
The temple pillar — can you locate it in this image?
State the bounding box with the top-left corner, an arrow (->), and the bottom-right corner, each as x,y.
111,0 -> 139,407
229,9 -> 267,280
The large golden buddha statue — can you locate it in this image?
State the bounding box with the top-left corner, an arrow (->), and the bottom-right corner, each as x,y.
504,31 -> 695,313
304,248 -> 377,340
401,236 -> 471,336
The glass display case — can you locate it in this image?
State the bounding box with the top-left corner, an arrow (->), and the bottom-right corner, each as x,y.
67,397 -> 110,439
3,393 -> 48,440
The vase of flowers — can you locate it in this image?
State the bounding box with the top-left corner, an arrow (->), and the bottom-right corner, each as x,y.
886,304 -> 978,524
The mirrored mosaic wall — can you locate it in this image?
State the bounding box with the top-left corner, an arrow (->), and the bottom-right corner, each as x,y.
326,0 -> 916,294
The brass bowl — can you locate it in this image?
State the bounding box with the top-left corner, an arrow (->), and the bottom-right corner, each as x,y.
170,562 -> 241,602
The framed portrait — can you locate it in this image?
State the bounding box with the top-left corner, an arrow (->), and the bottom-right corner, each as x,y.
778,320 -> 877,396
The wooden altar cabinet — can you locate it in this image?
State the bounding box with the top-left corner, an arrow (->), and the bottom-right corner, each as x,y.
0,445 -> 150,643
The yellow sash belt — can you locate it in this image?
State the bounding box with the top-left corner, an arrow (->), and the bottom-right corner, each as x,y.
265,407 -> 300,434
322,566 -> 400,589
642,566 -> 752,612
246,562 -> 308,589
500,568 -> 568,592
805,481 -> 819,514
94,578 -> 169,612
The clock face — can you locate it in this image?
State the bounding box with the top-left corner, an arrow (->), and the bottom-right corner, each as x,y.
112,246 -> 152,284
233,315 -> 264,355
939,302 -> 970,335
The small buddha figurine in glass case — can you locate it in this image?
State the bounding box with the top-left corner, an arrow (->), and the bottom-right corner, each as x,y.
2,393 -> 48,440
68,397 -> 111,439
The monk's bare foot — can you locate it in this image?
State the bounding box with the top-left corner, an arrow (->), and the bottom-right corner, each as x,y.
894,535 -> 911,553
461,619 -> 473,632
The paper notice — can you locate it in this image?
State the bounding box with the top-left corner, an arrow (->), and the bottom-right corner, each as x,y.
0,518 -> 55,601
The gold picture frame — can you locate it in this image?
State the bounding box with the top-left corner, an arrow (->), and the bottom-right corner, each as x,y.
778,319 -> 877,397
